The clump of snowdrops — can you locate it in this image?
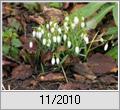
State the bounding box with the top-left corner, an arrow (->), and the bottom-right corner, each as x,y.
30,16 -> 90,65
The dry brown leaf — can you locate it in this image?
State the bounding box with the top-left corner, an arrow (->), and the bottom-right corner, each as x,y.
73,74 -> 86,82
87,53 -> 117,75
59,82 -> 90,90
37,73 -> 65,82
11,65 -> 33,80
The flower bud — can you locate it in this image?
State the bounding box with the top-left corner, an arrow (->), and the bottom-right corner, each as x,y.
104,43 -> 108,51
51,57 -> 55,65
38,27 -> 41,31
81,22 -> 85,28
51,27 -> 54,33
81,16 -> 85,21
57,36 -> 61,43
63,34 -> 67,41
29,41 -> 33,48
71,23 -> 76,29
83,36 -> 89,44
67,40 -> 72,48
49,21 -> 53,26
53,36 -> 57,42
100,38 -> 104,42
58,28 -> 62,33
42,38 -> 46,45
65,16 -> 69,21
32,31 -> 36,37
46,24 -> 49,29
75,46 -> 79,54
64,22 -> 68,27
74,16 -> 79,25
56,57 -> 60,64
41,29 -> 44,34
37,32 -> 42,39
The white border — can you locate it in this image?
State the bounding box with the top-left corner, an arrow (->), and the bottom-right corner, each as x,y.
1,0 -> 119,92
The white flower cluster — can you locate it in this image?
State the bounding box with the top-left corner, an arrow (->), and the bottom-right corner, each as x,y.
31,16 -> 88,65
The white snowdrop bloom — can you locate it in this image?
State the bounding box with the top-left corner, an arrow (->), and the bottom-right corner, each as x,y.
58,28 -> 62,33
37,32 -> 42,39
29,41 -> 33,48
49,21 -> 53,26
81,33 -> 84,37
67,40 -> 72,48
51,27 -> 55,33
38,27 -> 41,31
53,23 -> 57,28
63,34 -> 67,41
32,31 -> 36,37
100,38 -> 104,42
56,57 -> 60,64
57,36 -> 61,43
81,16 -> 85,21
75,46 -> 80,54
53,36 -> 57,42
74,16 -> 79,25
83,36 -> 89,44
46,24 -> 49,29
41,29 -> 44,34
64,22 -> 68,27
104,43 -> 108,51
65,26 -> 69,32
51,57 -> 55,65
36,32 -> 39,38
42,38 -> 46,45
71,23 -> 76,29
65,16 -> 69,21
47,43 -> 50,47
48,39 -> 51,44
81,22 -> 85,28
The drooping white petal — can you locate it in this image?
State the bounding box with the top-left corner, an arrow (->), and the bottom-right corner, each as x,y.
41,30 -> 44,34
81,22 -> 85,28
58,28 -> 62,33
29,41 -> 33,48
54,23 -> 57,28
53,36 -> 57,42
38,27 -> 41,31
75,46 -> 79,54
100,38 -> 104,42
57,36 -> 61,43
74,16 -> 79,25
49,21 -> 53,26
51,27 -> 55,33
42,38 -> 46,45
84,36 -> 89,44
64,22 -> 68,27
81,16 -> 85,21
67,41 -> 72,48
63,34 -> 67,41
104,43 -> 108,51
65,16 -> 69,21
51,57 -> 55,65
32,31 -> 36,37
71,23 -> 76,29
46,24 -> 49,29
56,57 -> 60,64
37,32 -> 42,39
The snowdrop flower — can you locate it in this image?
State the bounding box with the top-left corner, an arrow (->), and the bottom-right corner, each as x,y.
46,24 -> 49,29
32,30 -> 36,37
65,16 -> 69,21
67,40 -> 72,48
63,34 -> 67,41
51,27 -> 54,33
64,22 -> 68,27
75,46 -> 79,54
84,36 -> 89,44
104,43 -> 108,51
57,36 -> 61,43
71,23 -> 76,29
41,29 -> 44,34
51,57 -> 55,65
49,21 -> 53,26
54,23 -> 57,28
65,26 -> 69,32
53,36 -> 57,43
58,28 -> 62,34
74,16 -> 79,25
38,27 -> 41,31
29,41 -> 33,48
56,57 -> 60,64
81,16 -> 85,21
37,32 -> 42,39
47,43 -> 50,47
81,33 -> 84,37
81,22 -> 85,28
42,38 -> 46,45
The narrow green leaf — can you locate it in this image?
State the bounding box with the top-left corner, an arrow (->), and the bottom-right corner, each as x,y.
48,3 -> 63,8
86,4 -> 114,29
112,3 -> 118,26
70,2 -> 105,18
106,46 -> 118,60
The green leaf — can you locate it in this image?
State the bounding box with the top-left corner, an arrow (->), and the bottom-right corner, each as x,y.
10,47 -> 19,59
106,46 -> 118,60
48,3 -> 63,8
70,2 -> 105,19
11,38 -> 22,47
24,3 -> 38,11
86,4 -> 114,29
112,3 -> 118,26
106,26 -> 118,35
3,44 -> 10,55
